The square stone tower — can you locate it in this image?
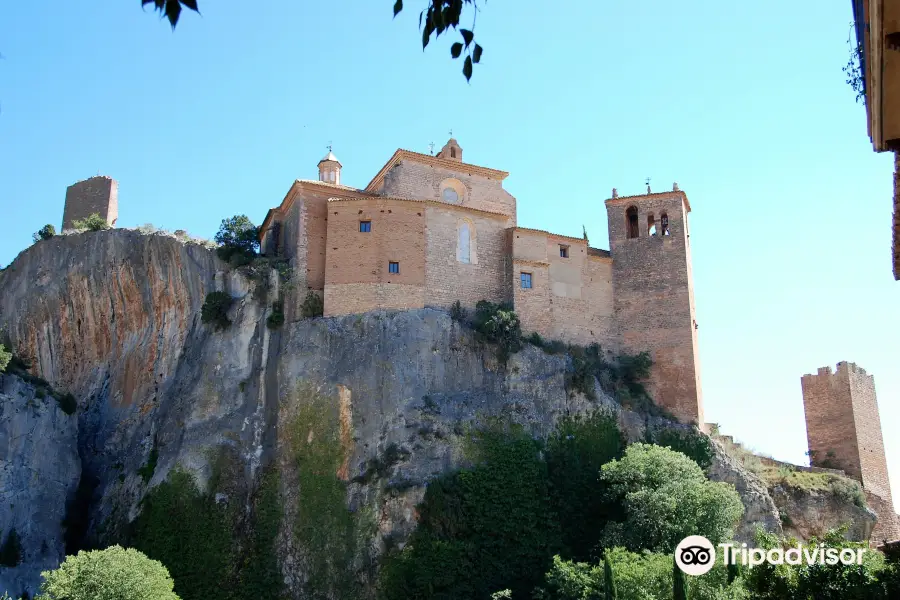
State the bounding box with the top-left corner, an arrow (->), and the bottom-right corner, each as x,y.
62,176 -> 118,231
801,362 -> 893,505
605,187 -> 703,426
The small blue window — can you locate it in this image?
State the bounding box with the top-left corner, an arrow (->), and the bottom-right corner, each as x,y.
520,272 -> 532,289
359,221 -> 371,232
389,261 -> 400,274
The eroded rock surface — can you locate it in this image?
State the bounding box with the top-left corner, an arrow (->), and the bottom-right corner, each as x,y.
0,375 -> 80,598
0,230 -> 870,598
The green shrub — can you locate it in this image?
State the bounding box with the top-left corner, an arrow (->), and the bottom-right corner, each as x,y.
472,300 -> 523,363
546,411 -> 625,561
56,393 -> 77,415
32,224 -> 56,243
201,291 -> 234,330
71,213 -> 111,232
137,438 -> 159,483
37,546 -> 180,600
525,332 -> 545,348
745,526 -> 887,599
599,443 -> 744,553
300,291 -> 324,318
648,427 -> 715,471
0,344 -> 10,372
214,215 -> 259,264
0,529 -> 22,567
450,300 -> 466,322
266,299 -> 285,329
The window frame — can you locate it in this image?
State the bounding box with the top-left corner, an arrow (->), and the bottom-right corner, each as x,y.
359,220 -> 372,233
559,245 -> 569,258
520,272 -> 532,289
388,261 -> 400,274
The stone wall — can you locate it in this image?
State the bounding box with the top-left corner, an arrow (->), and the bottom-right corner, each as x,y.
606,191 -> 703,425
424,205 -> 512,312
323,197 -> 426,315
62,176 -> 118,231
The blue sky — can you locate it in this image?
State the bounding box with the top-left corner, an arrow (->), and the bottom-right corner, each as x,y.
1,1 -> 897,505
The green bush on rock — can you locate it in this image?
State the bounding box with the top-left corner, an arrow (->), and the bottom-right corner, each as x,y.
201,291 -> 234,330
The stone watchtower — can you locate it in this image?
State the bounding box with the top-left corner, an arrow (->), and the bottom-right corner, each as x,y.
604,186 -> 703,427
62,176 -> 118,231
801,363 -> 898,540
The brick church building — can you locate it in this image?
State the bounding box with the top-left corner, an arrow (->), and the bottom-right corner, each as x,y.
260,138 -> 704,426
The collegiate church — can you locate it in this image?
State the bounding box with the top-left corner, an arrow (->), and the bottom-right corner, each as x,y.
259,138 -> 704,426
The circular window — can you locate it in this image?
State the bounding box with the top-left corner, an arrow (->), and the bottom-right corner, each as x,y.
442,188 -> 459,203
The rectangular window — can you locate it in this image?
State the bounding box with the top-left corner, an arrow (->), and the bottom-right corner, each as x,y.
359,221 -> 371,233
559,245 -> 569,258
520,272 -> 532,289
389,261 -> 400,274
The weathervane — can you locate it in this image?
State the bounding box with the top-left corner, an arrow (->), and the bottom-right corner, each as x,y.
327,141 -> 333,153
448,128 -> 453,137
429,142 -> 435,155
645,177 -> 651,193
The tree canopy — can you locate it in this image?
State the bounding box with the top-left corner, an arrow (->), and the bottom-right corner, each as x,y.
143,0 -> 485,81
36,546 -> 181,600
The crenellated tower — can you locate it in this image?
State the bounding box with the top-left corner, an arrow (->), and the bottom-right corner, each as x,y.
801,362 -> 898,541
605,186 -> 703,426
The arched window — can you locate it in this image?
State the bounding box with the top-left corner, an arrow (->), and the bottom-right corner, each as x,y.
443,188 -> 459,203
660,213 -> 670,236
626,206 -> 639,239
647,213 -> 657,236
458,222 -> 471,263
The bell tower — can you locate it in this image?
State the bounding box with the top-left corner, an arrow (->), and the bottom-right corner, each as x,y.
605,185 -> 703,427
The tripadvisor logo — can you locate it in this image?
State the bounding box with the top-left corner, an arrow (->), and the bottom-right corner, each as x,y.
675,536 -> 867,575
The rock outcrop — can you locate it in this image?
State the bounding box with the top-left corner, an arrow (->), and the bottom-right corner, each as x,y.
0,375 -> 80,596
0,230 -> 879,598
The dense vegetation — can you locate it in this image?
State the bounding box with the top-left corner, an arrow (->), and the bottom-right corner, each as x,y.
376,416 -> 747,599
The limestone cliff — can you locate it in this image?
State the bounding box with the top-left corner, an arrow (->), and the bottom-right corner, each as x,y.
0,230 -> 880,598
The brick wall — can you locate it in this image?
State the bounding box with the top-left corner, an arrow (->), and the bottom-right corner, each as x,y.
511,229 -> 615,347
62,176 -> 118,230
382,159 -> 516,218
802,362 -> 894,508
606,191 -> 703,425
323,198 -> 425,315
424,205 -> 512,312
802,365 -> 863,480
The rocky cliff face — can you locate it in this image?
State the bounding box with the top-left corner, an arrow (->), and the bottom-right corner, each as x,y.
0,375 -> 80,596
0,230 -> 879,598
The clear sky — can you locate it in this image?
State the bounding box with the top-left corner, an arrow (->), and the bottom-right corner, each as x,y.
1,1 -> 897,506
